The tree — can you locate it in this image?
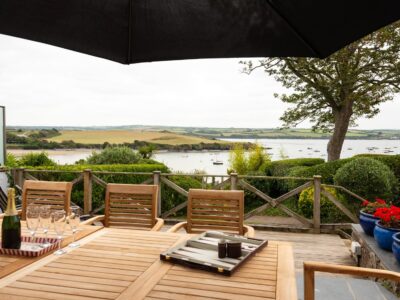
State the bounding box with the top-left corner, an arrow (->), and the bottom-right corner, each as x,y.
138,145 -> 156,159
242,22 -> 400,161
229,143 -> 270,174
86,146 -> 141,164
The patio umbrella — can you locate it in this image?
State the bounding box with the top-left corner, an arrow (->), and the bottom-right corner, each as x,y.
0,0 -> 399,64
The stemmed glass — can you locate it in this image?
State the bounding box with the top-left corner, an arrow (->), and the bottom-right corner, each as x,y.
26,205 -> 40,250
39,205 -> 52,247
52,210 -> 67,255
68,206 -> 81,248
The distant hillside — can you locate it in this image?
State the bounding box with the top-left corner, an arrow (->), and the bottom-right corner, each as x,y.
7,125 -> 400,140
48,130 -> 225,145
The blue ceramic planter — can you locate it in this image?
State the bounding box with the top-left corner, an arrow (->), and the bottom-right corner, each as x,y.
359,211 -> 379,236
393,233 -> 400,265
374,221 -> 400,251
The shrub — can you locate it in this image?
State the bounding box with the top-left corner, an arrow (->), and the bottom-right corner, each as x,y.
355,154 -> 400,179
229,143 -> 270,175
19,152 -> 57,167
334,158 -> 398,201
287,158 -> 353,186
265,158 -> 324,196
161,175 -> 202,216
86,146 -> 141,165
298,186 -> 350,223
5,153 -> 20,167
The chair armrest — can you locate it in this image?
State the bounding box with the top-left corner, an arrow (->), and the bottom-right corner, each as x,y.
80,215 -> 105,226
303,261 -> 400,300
244,225 -> 255,238
150,218 -> 164,231
167,221 -> 188,233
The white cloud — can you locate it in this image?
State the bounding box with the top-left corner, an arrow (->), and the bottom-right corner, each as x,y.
0,34 -> 399,129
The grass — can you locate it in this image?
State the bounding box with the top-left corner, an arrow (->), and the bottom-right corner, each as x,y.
48,130 -> 225,145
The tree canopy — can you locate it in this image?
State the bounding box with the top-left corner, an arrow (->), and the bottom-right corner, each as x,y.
242,22 -> 400,161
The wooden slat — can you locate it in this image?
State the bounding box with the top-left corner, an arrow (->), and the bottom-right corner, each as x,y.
0,229 -> 296,300
105,184 -> 158,229
160,177 -> 188,197
187,189 -> 245,235
22,180 -> 72,220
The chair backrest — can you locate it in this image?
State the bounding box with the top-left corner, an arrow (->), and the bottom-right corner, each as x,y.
22,180 -> 72,220
187,189 -> 245,235
104,184 -> 158,229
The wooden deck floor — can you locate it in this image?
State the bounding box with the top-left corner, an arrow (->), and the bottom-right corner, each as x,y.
255,230 -> 355,272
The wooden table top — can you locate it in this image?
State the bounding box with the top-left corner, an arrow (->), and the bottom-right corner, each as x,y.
0,228 -> 297,300
0,220 -> 102,279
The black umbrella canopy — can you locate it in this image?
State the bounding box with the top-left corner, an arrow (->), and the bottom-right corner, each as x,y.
0,0 -> 399,64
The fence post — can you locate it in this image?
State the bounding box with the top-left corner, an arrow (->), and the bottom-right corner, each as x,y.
313,175 -> 322,233
153,171 -> 161,217
83,169 -> 92,215
15,168 -> 25,188
230,173 -> 238,190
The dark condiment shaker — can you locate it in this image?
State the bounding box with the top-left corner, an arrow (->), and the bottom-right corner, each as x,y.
227,241 -> 242,258
218,239 -> 227,258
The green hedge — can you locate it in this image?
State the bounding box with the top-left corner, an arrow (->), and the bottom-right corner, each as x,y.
265,158 -> 325,196
287,158 -> 353,186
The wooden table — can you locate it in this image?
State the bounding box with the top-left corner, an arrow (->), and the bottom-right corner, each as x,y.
0,228 -> 297,300
0,221 -> 102,279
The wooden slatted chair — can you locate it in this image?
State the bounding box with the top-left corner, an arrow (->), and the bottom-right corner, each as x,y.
22,180 -> 72,220
168,189 -> 254,237
83,184 -> 164,231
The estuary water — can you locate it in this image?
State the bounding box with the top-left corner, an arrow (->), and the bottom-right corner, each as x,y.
10,138 -> 400,174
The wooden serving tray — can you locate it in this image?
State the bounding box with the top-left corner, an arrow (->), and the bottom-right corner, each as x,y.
160,231 -> 268,276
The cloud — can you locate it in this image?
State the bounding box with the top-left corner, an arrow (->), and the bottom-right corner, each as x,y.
0,34 -> 398,129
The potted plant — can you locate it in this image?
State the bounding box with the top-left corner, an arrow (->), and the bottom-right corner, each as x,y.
393,232 -> 400,264
359,198 -> 387,236
373,206 -> 400,251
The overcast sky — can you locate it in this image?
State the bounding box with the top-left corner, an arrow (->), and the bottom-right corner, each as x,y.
0,34 -> 399,129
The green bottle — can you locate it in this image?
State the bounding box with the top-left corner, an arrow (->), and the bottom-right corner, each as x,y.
2,188 -> 21,249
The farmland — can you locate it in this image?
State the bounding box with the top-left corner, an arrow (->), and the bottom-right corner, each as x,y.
48,130 -> 225,145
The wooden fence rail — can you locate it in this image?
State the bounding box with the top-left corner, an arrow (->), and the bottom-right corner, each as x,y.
3,168 -> 366,233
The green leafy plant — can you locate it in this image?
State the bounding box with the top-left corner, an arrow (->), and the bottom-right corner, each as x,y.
334,157 -> 398,201
298,187 -> 350,223
19,152 -> 57,167
229,143 -> 270,175
5,153 -> 20,167
86,146 -> 141,165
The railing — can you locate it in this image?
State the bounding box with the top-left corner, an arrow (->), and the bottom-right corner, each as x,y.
7,167 -> 364,233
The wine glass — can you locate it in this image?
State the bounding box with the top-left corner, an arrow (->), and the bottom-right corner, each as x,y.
39,205 -> 52,247
26,205 -> 40,250
68,206 -> 81,248
52,210 -> 67,255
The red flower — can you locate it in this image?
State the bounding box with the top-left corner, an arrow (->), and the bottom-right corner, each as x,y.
375,198 -> 386,205
374,205 -> 400,229
362,200 -> 370,207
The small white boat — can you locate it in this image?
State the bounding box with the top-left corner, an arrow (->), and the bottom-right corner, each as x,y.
213,160 -> 223,165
